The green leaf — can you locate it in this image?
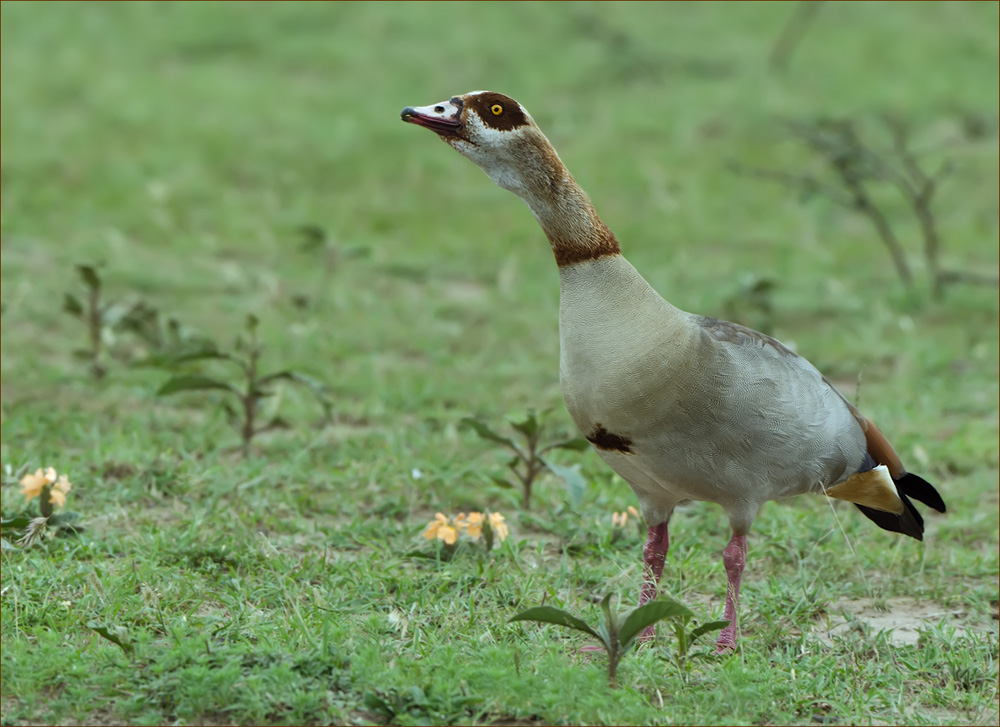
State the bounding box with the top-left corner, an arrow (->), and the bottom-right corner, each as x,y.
258,369 -> 306,386
599,593 -> 617,639
488,474 -> 515,490
101,301 -> 136,329
115,300 -> 162,342
256,415 -> 292,433
139,342 -> 231,369
249,385 -> 275,399
63,293 -> 85,317
619,598 -> 696,648
546,437 -> 592,452
166,317 -> 183,346
165,348 -> 234,365
597,621 -> 612,649
509,606 -> 607,649
541,458 -> 586,509
296,223 -> 327,251
47,511 -> 82,526
461,417 -> 516,449
510,411 -> 540,439
48,512 -> 83,527
257,370 -> 333,418
220,400 -> 241,428
362,691 -> 394,717
86,621 -> 133,655
77,264 -> 101,292
1,516 -> 33,530
690,619 -> 731,642
157,375 -> 238,396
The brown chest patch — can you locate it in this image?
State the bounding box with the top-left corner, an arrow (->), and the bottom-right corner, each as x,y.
586,424 -> 634,453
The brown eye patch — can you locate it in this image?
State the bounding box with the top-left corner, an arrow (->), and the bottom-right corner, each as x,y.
471,92 -> 527,131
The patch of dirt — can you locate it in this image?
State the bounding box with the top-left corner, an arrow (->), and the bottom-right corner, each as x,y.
815,596 -> 992,646
100,461 -> 138,480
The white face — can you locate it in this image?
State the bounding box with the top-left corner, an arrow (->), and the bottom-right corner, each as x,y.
401,91 -> 540,194
401,98 -> 464,131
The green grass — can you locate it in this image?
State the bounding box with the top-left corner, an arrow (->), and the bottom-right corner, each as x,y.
2,2 -> 998,725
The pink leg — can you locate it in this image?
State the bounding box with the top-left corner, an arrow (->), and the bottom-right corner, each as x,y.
637,522 -> 670,643
714,533 -> 747,653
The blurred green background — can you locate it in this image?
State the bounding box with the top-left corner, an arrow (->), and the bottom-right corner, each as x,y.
2,2 -> 997,725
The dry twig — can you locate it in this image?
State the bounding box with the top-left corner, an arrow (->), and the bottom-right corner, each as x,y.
734,117 -> 998,299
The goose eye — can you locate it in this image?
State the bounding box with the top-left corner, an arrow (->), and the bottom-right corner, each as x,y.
490,104 -> 503,116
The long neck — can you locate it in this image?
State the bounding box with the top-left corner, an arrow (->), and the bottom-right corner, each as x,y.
526,177 -> 622,267
490,132 -> 621,267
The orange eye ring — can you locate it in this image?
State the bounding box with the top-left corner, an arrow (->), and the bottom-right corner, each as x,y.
490,104 -> 503,116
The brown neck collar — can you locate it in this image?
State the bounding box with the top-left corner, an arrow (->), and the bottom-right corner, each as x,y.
520,160 -> 622,267
545,214 -> 622,267
495,128 -> 623,267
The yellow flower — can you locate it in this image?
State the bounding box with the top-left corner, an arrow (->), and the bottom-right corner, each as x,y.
488,512 -> 509,542
465,511 -> 485,538
422,513 -> 458,545
437,524 -> 457,545
19,467 -> 57,501
49,474 -> 72,507
612,506 -> 641,529
423,511 -> 508,547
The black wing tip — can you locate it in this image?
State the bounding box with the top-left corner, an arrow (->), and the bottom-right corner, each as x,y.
855,494 -> 925,541
896,472 -> 947,513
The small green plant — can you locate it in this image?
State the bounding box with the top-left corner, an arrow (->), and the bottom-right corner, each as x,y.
117,301 -> 215,362
362,683 -> 476,724
293,223 -> 371,310
62,263 -> 163,378
462,410 -> 590,510
511,594 -> 724,688
656,599 -> 731,679
155,314 -> 333,457
62,263 -> 214,376
62,264 -> 111,378
1,466 -> 83,547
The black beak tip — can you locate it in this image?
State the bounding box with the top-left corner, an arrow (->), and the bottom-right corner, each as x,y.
401,107 -> 416,121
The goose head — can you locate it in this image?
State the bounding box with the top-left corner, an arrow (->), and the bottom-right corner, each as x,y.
401,91 -> 565,200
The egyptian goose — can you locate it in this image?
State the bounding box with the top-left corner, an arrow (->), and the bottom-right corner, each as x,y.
401,91 -> 946,651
